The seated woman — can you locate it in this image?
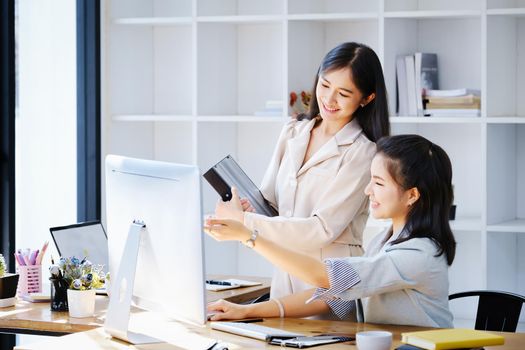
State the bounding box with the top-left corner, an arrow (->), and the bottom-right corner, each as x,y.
204,134 -> 456,328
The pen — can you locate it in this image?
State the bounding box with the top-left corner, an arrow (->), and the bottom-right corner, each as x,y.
206,280 -> 232,286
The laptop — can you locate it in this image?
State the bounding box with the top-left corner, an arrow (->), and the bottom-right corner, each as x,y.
49,221 -> 109,295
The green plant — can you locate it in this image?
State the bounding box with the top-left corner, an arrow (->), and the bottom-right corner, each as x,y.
49,257 -> 105,290
0,254 -> 5,277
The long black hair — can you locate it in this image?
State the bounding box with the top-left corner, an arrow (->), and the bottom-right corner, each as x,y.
298,42 -> 390,142
377,134 -> 456,265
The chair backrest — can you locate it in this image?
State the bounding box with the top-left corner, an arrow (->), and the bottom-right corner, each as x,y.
449,290 -> 525,332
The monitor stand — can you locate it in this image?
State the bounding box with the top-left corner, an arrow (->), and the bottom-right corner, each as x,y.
104,220 -> 162,344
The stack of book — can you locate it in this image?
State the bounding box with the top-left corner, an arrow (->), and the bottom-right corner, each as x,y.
423,88 -> 481,117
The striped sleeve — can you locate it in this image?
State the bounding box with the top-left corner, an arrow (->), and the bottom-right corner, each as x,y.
305,258 -> 361,320
326,299 -> 357,320
307,258 -> 361,302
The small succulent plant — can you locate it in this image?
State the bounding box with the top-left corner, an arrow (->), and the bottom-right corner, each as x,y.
0,254 -> 5,277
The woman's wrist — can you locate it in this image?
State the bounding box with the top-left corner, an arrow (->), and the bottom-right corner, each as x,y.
245,299 -> 281,318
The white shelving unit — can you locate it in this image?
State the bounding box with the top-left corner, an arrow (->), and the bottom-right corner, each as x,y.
102,0 -> 525,325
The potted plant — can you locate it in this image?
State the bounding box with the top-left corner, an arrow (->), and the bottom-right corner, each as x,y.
49,257 -> 106,318
0,254 -> 19,307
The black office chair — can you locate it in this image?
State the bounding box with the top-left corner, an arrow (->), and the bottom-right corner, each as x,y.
449,290 -> 525,332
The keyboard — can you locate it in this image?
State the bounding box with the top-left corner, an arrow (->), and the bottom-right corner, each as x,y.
210,321 -> 304,341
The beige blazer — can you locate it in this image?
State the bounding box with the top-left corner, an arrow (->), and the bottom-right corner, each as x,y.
243,117 -> 377,298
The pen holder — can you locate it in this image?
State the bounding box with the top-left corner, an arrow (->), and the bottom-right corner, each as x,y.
16,265 -> 42,296
50,278 -> 68,311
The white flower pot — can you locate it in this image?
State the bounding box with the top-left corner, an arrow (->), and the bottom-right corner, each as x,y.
67,289 -> 96,318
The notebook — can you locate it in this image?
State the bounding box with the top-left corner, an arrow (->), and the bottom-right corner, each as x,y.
401,328 -> 504,350
203,155 -> 278,217
206,279 -> 262,291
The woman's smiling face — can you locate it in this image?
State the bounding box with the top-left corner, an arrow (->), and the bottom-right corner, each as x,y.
364,153 -> 413,223
316,67 -> 366,123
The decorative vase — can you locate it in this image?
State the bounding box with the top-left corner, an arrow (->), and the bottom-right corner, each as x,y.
50,278 -> 68,311
67,289 -> 96,318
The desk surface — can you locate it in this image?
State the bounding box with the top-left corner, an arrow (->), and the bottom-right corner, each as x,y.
14,316 -> 525,350
0,275 -> 270,336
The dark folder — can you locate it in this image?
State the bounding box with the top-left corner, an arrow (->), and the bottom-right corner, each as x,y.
203,155 -> 278,217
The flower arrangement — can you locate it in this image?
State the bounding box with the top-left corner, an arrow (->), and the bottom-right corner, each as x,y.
49,257 -> 106,291
289,90 -> 312,115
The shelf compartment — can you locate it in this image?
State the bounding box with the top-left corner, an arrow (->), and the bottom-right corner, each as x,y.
287,19 -> 378,115
487,8 -> 525,16
487,125 -> 525,226
108,24 -> 193,116
487,15 -> 525,117
107,121 -> 194,166
488,0 -> 525,10
384,17 -> 482,117
449,230 -> 484,320
487,219 -> 525,233
450,217 -> 483,231
487,231 -> 525,313
197,22 -> 283,116
391,123 -> 483,222
385,0 -> 482,12
486,116 -> 525,123
197,0 -> 282,17
288,0 -> 377,14
110,0 -> 192,18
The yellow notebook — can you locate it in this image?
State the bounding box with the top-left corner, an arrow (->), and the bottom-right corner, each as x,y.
401,328 -> 505,350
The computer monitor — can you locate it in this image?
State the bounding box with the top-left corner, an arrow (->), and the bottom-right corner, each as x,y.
104,155 -> 206,344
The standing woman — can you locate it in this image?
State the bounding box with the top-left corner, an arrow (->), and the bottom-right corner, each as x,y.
215,42 -> 390,299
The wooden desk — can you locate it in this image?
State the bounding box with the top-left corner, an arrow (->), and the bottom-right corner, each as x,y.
14,316 -> 525,350
0,275 -> 270,336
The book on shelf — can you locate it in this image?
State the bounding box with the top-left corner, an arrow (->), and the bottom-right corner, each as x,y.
415,53 -> 438,113
423,91 -> 480,111
405,55 -> 418,116
426,88 -> 480,97
396,55 -> 408,116
401,328 -> 505,350
426,94 -> 480,104
424,108 -> 480,117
